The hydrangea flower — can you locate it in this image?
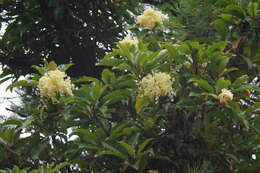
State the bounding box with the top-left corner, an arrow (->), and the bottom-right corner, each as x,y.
38,70 -> 74,98
139,72 -> 174,100
137,8 -> 164,29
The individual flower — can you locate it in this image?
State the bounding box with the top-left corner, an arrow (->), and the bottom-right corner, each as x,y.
38,70 -> 74,98
139,72 -> 174,100
148,170 -> 158,173
218,88 -> 233,105
136,8 -> 164,29
118,35 -> 139,47
201,62 -> 208,68
183,61 -> 192,69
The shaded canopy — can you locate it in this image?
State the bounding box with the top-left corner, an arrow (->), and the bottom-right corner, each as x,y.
0,0 -> 139,78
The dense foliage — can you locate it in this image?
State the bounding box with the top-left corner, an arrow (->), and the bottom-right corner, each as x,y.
0,0 -> 141,78
0,0 -> 259,173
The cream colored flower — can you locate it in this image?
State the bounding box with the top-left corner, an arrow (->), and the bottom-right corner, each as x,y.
148,170 -> 158,173
137,8 -> 164,29
218,88 -> 233,105
183,61 -> 192,69
118,35 -> 139,47
139,72 -> 174,100
38,70 -> 74,98
201,62 -> 208,68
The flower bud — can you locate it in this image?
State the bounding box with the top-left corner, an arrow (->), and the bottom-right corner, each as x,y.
218,89 -> 233,105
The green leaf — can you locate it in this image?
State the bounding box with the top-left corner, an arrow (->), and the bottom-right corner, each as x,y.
135,96 -> 150,113
101,69 -> 115,84
102,89 -> 131,105
222,5 -> 245,18
97,58 -> 123,67
232,75 -> 248,88
222,67 -> 238,75
217,56 -> 229,75
1,118 -> 23,127
113,77 -> 136,89
137,138 -> 153,155
60,96 -> 77,104
0,137 -> 7,146
7,80 -> 38,91
118,141 -> 135,158
101,142 -> 128,159
208,41 -> 228,52
137,50 -> 162,66
247,2 -> 258,18
218,14 -> 233,23
73,76 -> 100,84
209,56 -> 227,77
216,77 -> 231,92
244,102 -> 260,116
164,44 -> 184,63
32,65 -> 45,75
128,132 -> 140,147
109,122 -> 130,141
90,82 -> 106,102
237,113 -> 249,130
189,79 -> 214,92
116,62 -> 132,72
72,129 -> 100,145
0,128 -> 19,146
164,21 -> 183,27
52,162 -> 70,172
117,44 -> 132,61
96,150 -> 127,160
233,85 -> 260,92
212,19 -> 228,38
201,93 -> 218,99
227,105 -> 250,130
81,145 -> 102,150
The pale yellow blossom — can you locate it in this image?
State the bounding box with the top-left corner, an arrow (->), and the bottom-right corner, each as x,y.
201,62 -> 208,68
137,8 -> 164,29
118,35 -> 139,47
139,72 -> 174,100
148,170 -> 158,173
218,88 -> 233,105
38,70 -> 74,98
183,61 -> 192,68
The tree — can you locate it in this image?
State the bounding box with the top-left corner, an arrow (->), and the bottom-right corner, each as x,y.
0,0 -> 259,173
0,0 -> 140,79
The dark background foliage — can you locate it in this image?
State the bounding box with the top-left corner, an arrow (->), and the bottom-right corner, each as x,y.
0,0 -> 259,79
0,0 -> 140,78
0,0 -> 259,173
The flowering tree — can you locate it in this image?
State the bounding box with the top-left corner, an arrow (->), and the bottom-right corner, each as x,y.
0,2 -> 259,173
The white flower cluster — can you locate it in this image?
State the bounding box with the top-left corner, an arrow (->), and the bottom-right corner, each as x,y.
139,72 -> 174,100
118,35 -> 139,47
38,70 -> 74,98
218,88 -> 233,105
137,8 -> 164,29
